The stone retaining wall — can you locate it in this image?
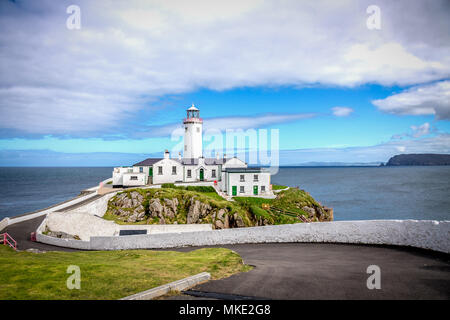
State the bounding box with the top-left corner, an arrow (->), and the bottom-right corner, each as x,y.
67,192 -> 116,217
0,218 -> 9,232
36,219 -> 450,253
39,212 -> 213,241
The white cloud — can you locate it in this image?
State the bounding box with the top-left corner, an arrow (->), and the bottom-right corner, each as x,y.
372,81 -> 450,120
332,107 -> 354,117
392,122 -> 433,140
133,112 -> 316,138
278,133 -> 450,164
0,0 -> 449,137
411,122 -> 431,138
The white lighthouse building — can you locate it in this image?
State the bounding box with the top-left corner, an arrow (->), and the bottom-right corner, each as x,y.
112,105 -> 273,197
183,105 -> 203,159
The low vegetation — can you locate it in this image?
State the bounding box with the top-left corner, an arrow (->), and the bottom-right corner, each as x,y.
271,184 -> 288,190
0,246 -> 251,300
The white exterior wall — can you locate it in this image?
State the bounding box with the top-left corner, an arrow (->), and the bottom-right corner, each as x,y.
184,122 -> 203,159
183,164 -> 221,182
123,172 -> 147,187
225,172 -> 271,196
152,159 -> 184,184
113,167 -> 134,186
133,166 -> 150,176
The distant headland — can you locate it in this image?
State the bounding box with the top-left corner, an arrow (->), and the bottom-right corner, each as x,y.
385,154 -> 450,166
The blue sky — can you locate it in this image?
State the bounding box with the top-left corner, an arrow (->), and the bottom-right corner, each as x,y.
0,0 -> 449,166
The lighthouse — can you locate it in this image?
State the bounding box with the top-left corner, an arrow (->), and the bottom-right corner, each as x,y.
183,104 -> 203,159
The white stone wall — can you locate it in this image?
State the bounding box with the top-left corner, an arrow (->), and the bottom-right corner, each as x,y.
44,212 -> 119,241
183,164 -> 221,182
0,218 -> 9,232
36,219 -> 450,254
87,220 -> 450,253
38,211 -> 212,241
133,165 -> 150,176
67,193 -> 116,217
113,167 -> 134,186
123,172 -> 147,186
224,172 -> 271,196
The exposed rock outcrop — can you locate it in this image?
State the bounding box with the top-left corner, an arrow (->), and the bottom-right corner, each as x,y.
106,187 -> 332,228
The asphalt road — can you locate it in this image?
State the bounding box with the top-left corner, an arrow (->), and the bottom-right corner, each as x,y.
2,215 -> 77,252
173,243 -> 450,300
3,218 -> 449,299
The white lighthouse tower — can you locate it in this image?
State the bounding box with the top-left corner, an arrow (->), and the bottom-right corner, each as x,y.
183,104 -> 203,159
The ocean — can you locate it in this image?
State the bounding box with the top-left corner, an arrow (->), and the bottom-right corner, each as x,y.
0,166 -> 449,221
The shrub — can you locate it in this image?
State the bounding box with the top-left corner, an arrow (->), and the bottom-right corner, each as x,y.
185,186 -> 215,193
161,183 -> 177,188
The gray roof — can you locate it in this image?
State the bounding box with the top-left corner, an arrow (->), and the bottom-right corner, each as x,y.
224,167 -> 263,173
174,158 -> 227,165
133,156 -> 241,167
133,158 -> 162,166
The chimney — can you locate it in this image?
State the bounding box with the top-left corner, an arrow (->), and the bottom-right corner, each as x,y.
164,149 -> 169,159
178,152 -> 182,160
216,152 -> 220,160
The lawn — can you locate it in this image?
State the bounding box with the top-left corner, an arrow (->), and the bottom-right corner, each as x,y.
0,246 -> 251,300
272,184 -> 288,190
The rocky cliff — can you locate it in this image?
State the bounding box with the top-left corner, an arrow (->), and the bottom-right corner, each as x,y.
386,153 -> 450,166
105,186 -> 332,229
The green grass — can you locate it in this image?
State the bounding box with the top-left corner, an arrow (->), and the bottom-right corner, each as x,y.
272,184 -> 288,190
201,191 -> 225,201
0,246 -> 251,300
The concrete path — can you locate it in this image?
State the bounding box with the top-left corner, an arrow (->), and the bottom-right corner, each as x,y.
1,215 -> 76,252
173,243 -> 450,300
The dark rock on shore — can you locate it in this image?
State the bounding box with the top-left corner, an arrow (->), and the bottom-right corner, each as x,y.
386,154 -> 450,166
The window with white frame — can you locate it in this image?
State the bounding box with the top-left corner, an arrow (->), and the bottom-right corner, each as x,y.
261,185 -> 266,193
212,169 -> 216,178
240,174 -> 245,182
187,169 -> 192,178
172,166 -> 177,175
253,174 -> 258,181
130,176 -> 138,181
139,167 -> 143,173
240,186 -> 245,193
158,166 -> 163,175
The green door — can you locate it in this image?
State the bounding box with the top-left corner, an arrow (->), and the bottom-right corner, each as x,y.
232,186 -> 237,196
149,167 -> 153,177
253,185 -> 258,195
199,169 -> 204,181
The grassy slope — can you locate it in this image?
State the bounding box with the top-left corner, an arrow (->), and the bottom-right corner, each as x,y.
0,246 -> 251,300
235,187 -> 324,223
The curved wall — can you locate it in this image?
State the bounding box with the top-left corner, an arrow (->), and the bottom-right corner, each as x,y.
37,219 -> 450,253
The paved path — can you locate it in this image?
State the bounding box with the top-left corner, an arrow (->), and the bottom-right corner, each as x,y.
2,215 -> 77,252
173,243 -> 450,300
